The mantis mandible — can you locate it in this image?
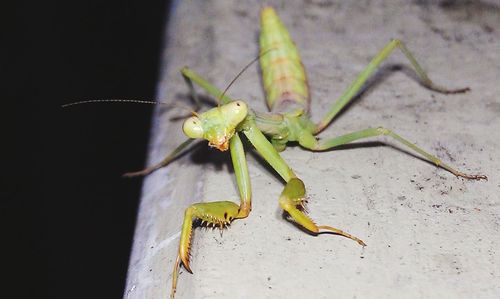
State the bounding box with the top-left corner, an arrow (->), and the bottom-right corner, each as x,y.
119,6 -> 486,298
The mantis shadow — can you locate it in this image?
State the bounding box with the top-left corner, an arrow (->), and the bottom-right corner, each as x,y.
189,141 -> 233,173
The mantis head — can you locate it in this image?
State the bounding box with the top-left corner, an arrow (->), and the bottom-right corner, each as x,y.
182,100 -> 248,151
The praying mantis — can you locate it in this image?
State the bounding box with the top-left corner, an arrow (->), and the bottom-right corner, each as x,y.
119,6 -> 487,299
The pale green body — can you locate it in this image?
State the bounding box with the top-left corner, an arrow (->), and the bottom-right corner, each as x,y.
124,7 -> 485,299
260,7 -> 309,113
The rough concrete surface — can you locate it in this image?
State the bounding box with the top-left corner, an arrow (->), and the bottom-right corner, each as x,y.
125,1 -> 500,298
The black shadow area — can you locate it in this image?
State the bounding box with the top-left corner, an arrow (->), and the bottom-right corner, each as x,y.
3,1 -> 170,298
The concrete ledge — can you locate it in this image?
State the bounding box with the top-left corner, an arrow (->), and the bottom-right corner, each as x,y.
125,1 -> 500,298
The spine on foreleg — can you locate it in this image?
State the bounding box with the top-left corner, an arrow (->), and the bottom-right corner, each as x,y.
260,6 -> 309,113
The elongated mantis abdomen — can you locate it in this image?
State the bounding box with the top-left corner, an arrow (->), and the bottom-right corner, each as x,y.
260,7 -> 309,114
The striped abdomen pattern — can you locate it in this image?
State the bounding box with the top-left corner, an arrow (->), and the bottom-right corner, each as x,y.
260,7 -> 309,113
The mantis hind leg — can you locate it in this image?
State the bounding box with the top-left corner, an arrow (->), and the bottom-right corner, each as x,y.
298,127 -> 487,180
316,39 -> 470,133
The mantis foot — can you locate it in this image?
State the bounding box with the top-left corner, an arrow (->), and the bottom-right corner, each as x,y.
453,171 -> 488,181
439,163 -> 488,181
122,166 -> 157,177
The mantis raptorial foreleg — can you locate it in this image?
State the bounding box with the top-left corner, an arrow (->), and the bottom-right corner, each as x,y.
240,117 -> 366,246
315,39 -> 470,133
230,132 -> 252,218
169,200 -> 240,299
170,132 -> 252,298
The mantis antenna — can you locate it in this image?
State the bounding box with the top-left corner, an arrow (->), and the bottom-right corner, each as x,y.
217,47 -> 275,106
61,99 -> 198,116
63,49 -> 275,112
63,48 -> 275,110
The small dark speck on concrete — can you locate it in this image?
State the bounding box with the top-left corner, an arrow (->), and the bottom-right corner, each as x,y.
267,276 -> 271,281
234,8 -> 248,18
352,174 -> 361,179
482,24 -> 494,33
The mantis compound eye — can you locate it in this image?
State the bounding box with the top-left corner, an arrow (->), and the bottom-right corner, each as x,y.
183,116 -> 204,139
223,100 -> 248,126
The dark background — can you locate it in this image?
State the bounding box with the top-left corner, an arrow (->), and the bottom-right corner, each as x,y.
4,1 -> 170,298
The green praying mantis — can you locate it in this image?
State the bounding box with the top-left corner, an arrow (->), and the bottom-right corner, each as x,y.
119,7 -> 487,298
66,6 -> 487,299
